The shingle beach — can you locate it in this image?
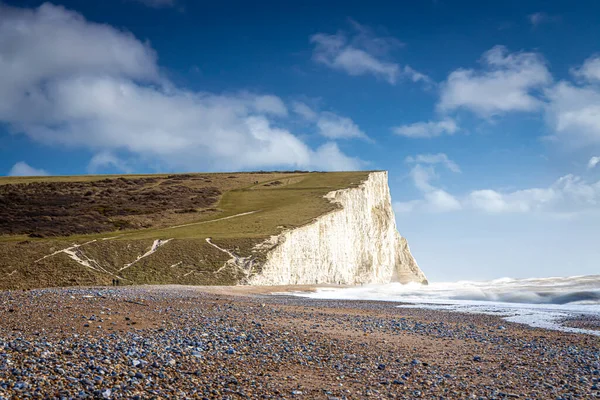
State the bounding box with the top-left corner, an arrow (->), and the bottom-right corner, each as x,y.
0,286 -> 598,399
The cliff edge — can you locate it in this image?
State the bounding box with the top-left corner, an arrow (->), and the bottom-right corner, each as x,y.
0,171 -> 426,289
248,171 -> 427,285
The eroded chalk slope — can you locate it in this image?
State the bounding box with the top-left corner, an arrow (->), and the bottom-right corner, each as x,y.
247,171 -> 427,285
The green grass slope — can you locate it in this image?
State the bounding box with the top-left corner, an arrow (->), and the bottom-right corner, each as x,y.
0,171 -> 370,289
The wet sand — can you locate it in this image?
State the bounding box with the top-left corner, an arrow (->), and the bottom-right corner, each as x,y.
0,285 -> 598,399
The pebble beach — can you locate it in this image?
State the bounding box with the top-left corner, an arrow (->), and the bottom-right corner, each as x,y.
0,285 -> 598,399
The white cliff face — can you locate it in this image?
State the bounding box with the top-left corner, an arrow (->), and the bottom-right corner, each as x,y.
247,171 -> 427,285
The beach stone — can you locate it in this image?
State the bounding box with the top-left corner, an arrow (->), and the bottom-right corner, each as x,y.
0,286 -> 597,399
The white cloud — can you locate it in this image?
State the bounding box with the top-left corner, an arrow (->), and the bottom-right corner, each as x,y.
589,156 -> 600,169
133,0 -> 176,8
394,189 -> 461,213
439,45 -> 551,116
528,12 -> 560,27
543,55 -> 600,146
403,66 -> 433,85
292,102 -> 369,140
545,81 -> 600,145
292,101 -> 318,121
310,22 -> 428,85
250,95 -> 288,116
394,154 -> 462,213
316,112 -> 368,140
0,3 -> 361,173
88,152 -> 132,173
467,189 -> 526,213
393,118 -> 458,138
423,190 -> 462,212
407,50 -> 600,152
396,157 -> 600,216
311,32 -> 400,84
393,200 -> 421,213
408,164 -> 437,192
570,55 -> 600,82
8,162 -> 49,176
311,142 -> 363,171
467,175 -> 600,215
405,153 -> 461,173
0,3 -> 158,94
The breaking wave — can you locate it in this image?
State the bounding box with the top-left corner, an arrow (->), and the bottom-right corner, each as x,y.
291,275 -> 600,336
295,275 -> 600,305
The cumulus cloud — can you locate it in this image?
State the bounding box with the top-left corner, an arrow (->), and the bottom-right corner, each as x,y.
407,164 -> 437,192
391,51 -> 600,216
316,112 -> 368,140
439,46 -> 551,117
311,32 -> 400,84
310,22 -> 428,85
291,101 -> 318,121
405,153 -> 461,173
8,162 -> 49,177
403,65 -> 434,85
394,188 -> 461,213
570,55 -> 600,82
250,95 -> 288,116
394,154 -> 462,212
545,81 -> 600,146
310,142 -> 363,171
88,152 -> 132,173
395,157 -> 600,216
429,50 -> 600,148
0,3 -> 159,91
467,175 -> 600,214
393,118 -> 458,138
392,47 -> 552,139
542,55 -> 600,146
422,190 -> 462,212
292,102 -> 369,140
0,3 -> 361,173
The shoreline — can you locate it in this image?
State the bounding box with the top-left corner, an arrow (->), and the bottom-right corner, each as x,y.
8,283 -> 600,334
0,285 -> 598,398
172,283 -> 600,336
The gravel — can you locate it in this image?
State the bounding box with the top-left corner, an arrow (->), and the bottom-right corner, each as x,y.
0,286 -> 598,399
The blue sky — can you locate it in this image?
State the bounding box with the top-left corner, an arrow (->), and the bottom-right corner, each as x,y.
1,0 -> 600,280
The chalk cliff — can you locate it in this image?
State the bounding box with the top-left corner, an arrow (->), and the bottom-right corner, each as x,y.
0,171 -> 426,290
247,171 -> 427,285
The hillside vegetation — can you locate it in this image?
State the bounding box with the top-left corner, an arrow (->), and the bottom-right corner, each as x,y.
0,171 -> 370,289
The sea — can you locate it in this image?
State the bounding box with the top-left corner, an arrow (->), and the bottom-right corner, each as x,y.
291,275 -> 600,336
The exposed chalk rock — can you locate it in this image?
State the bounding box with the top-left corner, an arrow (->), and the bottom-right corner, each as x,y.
247,171 -> 427,285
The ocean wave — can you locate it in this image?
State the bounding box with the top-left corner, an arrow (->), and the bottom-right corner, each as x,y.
290,274 -> 600,336
301,275 -> 600,306
447,288 -> 600,305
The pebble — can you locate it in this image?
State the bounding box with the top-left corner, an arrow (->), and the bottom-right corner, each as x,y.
0,286 -> 596,399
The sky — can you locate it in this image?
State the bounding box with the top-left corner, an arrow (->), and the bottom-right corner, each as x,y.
1,0 -> 599,281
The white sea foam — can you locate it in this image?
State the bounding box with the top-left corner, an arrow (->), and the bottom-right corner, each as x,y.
291,275 -> 600,336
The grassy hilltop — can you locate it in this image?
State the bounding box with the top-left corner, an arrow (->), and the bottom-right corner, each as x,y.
0,171 -> 370,289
